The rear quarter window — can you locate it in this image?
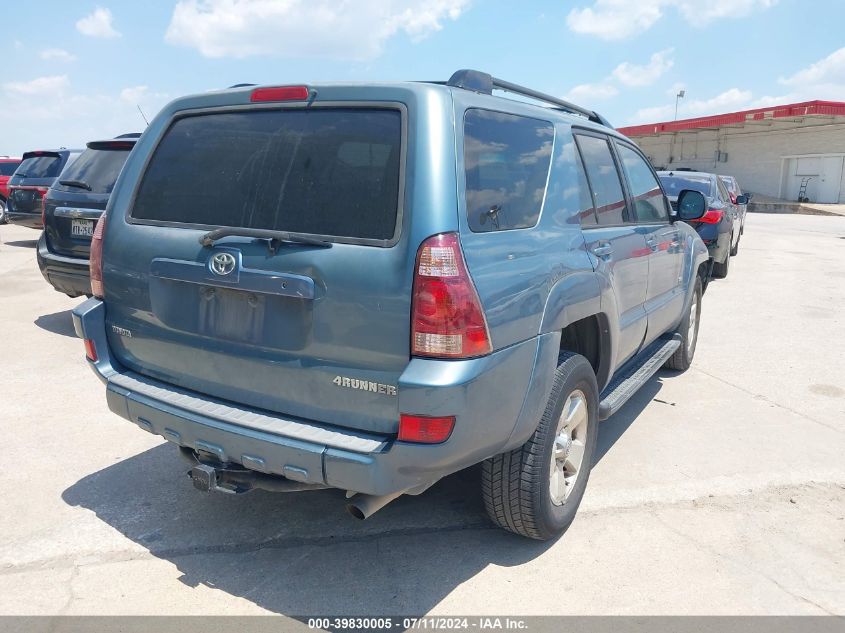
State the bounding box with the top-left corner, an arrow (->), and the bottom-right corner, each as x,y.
0,162 -> 20,176
464,109 -> 554,232
16,155 -> 63,179
130,107 -> 403,244
55,147 -> 132,194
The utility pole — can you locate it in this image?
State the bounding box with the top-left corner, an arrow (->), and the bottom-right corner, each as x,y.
674,89 -> 686,121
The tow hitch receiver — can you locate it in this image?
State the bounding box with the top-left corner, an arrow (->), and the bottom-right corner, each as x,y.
190,463 -> 248,494
183,450 -> 330,495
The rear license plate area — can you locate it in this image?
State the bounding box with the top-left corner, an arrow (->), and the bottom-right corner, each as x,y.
149,278 -> 311,349
71,219 -> 94,237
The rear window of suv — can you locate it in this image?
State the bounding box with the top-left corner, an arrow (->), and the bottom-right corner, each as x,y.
464,109 -> 554,232
55,145 -> 132,194
16,154 -> 62,179
131,108 -> 403,244
0,162 -> 20,176
659,175 -> 712,197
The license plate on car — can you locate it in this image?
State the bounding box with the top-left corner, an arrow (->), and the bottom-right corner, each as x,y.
71,219 -> 94,237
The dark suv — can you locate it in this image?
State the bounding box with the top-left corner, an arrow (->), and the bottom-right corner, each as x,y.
73,70 -> 709,540
0,157 -> 22,224
658,170 -> 745,279
38,135 -> 140,298
5,149 -> 82,229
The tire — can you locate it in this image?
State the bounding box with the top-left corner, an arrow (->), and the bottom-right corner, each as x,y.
712,243 -> 730,279
664,276 -> 702,371
740,219 -> 744,236
0,198 -> 7,225
481,351 -> 598,540
730,232 -> 740,256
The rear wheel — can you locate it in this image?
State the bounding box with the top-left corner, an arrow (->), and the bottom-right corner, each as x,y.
712,241 -> 731,279
481,351 -> 598,540
665,277 -> 702,371
0,198 -> 7,224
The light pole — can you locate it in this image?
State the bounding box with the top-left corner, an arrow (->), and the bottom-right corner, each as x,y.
674,89 -> 685,121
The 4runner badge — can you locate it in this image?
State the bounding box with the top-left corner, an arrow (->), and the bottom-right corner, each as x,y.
332,375 -> 397,396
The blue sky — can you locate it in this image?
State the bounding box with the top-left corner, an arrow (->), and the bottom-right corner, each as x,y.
3,0 -> 845,155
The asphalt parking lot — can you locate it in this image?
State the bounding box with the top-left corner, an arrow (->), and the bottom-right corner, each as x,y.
0,213 -> 843,617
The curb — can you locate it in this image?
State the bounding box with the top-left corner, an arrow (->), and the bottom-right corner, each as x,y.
747,203 -> 843,217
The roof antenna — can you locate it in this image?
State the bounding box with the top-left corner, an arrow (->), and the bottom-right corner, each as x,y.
136,104 -> 150,126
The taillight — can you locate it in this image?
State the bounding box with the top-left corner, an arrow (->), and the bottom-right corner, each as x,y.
84,339 -> 98,362
411,232 -> 492,358
398,414 -> 455,444
250,86 -> 309,102
695,209 -> 724,224
89,215 -> 107,298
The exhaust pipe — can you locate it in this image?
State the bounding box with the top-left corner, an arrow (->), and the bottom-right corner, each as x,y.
346,491 -> 404,520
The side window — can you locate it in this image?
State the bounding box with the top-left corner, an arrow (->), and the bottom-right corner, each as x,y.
464,109 -> 554,232
616,143 -> 669,222
574,134 -> 627,225
546,134 -> 597,226
574,150 -> 598,226
716,177 -> 731,202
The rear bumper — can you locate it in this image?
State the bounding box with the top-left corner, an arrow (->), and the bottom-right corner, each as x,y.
37,233 -> 91,297
6,210 -> 42,229
695,223 -> 730,264
72,298 -> 559,497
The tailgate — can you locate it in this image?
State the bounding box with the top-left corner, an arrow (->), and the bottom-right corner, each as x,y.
103,102 -> 417,435
44,195 -> 106,257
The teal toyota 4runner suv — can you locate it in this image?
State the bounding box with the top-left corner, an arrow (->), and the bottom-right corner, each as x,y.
73,70 -> 709,540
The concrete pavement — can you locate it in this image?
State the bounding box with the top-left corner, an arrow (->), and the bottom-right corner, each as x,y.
0,214 -> 843,616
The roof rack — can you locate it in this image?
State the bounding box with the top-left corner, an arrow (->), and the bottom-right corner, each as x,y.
446,69 -> 613,128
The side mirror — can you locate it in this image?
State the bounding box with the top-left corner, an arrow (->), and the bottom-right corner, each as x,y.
736,194 -> 749,204
677,189 -> 707,221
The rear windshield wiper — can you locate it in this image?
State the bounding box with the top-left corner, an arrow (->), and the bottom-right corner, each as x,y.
59,179 -> 92,191
199,227 -> 332,254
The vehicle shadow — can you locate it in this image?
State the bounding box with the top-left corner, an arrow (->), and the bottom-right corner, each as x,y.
3,239 -> 38,248
59,372 -> 670,618
35,310 -> 76,337
595,373 -> 666,464
62,444 -> 555,618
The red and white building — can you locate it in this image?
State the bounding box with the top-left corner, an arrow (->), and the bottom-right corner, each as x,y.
618,101 -> 845,204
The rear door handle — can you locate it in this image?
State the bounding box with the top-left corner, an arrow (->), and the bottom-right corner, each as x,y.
659,228 -> 681,244
645,236 -> 658,251
592,243 -> 613,259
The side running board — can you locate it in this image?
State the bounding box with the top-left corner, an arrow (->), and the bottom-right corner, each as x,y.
598,335 -> 681,420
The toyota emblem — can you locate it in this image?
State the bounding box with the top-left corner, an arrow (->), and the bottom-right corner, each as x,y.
210,252 -> 236,276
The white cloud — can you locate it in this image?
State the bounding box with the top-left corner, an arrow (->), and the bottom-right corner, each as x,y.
165,0 -> 470,60
563,49 -> 673,106
631,87 -> 753,123
3,75 -> 70,96
673,0 -> 778,23
567,0 -> 776,40
0,77 -> 165,155
779,46 -> 845,87
76,7 -> 121,39
629,45 -> 845,125
120,85 -> 149,103
39,48 -> 77,62
564,82 -> 619,103
567,0 -> 663,40
612,48 -> 673,87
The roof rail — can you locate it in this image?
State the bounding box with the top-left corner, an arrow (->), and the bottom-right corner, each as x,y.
447,69 -> 613,128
